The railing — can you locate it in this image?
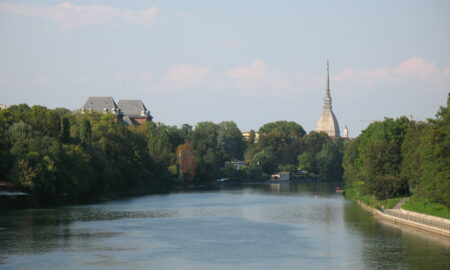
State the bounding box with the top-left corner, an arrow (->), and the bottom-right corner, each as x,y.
383,209 -> 450,232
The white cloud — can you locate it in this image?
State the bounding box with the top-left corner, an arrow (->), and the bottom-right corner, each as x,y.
333,57 -> 450,87
226,60 -> 290,91
0,2 -> 158,31
165,65 -> 209,86
227,60 -> 268,80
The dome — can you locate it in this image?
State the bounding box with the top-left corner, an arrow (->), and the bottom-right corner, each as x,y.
315,61 -> 340,137
316,108 -> 340,137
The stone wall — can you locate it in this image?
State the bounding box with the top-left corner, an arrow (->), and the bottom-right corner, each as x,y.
355,200 -> 450,239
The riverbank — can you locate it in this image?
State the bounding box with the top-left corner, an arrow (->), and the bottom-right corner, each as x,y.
354,199 -> 450,239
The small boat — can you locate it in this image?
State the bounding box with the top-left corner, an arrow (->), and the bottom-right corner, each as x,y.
335,187 -> 344,193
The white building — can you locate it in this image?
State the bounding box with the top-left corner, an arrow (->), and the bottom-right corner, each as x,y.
316,61 -> 340,137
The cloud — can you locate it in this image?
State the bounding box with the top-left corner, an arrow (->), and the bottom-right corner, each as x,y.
227,60 -> 268,79
165,65 -> 209,86
0,2 -> 158,31
333,57 -> 450,87
226,60 -> 290,91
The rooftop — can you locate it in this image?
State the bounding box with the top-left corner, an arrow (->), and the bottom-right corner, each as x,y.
117,99 -> 152,119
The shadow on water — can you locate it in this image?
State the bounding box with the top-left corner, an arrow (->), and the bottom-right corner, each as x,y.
343,201 -> 450,270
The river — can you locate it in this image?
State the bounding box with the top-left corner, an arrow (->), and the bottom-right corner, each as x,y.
0,183 -> 449,270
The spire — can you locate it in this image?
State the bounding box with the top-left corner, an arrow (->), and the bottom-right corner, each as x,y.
323,60 -> 332,110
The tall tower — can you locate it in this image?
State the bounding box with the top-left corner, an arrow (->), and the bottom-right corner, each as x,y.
316,61 -> 340,137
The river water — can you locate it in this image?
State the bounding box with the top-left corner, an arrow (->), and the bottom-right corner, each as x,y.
0,183 -> 449,270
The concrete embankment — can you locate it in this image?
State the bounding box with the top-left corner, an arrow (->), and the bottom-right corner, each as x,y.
355,200 -> 450,239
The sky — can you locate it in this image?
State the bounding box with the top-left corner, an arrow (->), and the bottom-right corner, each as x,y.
0,0 -> 449,136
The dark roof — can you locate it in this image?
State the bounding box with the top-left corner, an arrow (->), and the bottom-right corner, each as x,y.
122,115 -> 134,126
82,96 -> 120,114
118,100 -> 152,119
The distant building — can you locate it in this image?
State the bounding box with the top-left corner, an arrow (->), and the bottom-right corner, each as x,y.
242,131 -> 260,143
316,61 -> 340,137
80,96 -> 152,126
270,172 -> 290,181
117,100 -> 153,126
343,126 -> 349,138
225,160 -> 246,170
0,104 -> 8,111
81,96 -> 121,115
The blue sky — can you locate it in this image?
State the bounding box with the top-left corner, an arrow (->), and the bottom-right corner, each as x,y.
0,0 -> 449,135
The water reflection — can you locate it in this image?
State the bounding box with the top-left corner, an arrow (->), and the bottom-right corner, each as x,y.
0,183 -> 449,270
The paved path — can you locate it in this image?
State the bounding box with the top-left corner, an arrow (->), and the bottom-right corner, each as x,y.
393,197 -> 410,209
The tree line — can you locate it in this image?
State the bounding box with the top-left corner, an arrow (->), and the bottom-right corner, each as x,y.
343,93 -> 450,208
0,104 -> 344,206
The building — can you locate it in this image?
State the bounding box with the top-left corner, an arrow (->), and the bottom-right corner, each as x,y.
81,96 -> 121,115
225,160 -> 246,170
242,131 -> 260,143
343,126 -> 349,138
80,96 -> 152,126
117,100 -> 153,126
316,61 -> 340,137
270,172 -> 290,181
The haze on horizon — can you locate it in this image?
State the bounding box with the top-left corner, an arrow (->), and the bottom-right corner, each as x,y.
0,0 -> 449,136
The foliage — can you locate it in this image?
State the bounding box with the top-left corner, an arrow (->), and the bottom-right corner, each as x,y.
297,152 -> 314,172
0,106 -> 175,206
191,121 -> 222,181
415,93 -> 450,207
344,186 -> 406,210
315,140 -> 343,181
344,93 -> 450,209
176,142 -> 197,181
217,121 -> 244,160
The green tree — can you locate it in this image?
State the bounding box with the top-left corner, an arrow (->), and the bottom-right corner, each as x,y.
147,123 -> 172,165
298,152 -> 314,172
315,140 -> 343,181
80,119 -> 92,146
401,122 -> 427,192
192,121 -> 222,181
251,150 -> 276,174
217,121 -> 244,160
416,93 -> 450,207
258,121 -> 306,165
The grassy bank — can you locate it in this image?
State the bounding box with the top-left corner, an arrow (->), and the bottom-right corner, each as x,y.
402,198 -> 450,220
344,186 -> 405,209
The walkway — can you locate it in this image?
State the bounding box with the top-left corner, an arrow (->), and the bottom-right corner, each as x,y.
393,197 -> 409,209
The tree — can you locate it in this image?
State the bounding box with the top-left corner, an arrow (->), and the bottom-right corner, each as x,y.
176,143 -> 197,181
7,121 -> 33,143
28,105 -> 61,138
298,152 -> 314,172
257,121 -> 306,164
248,130 -> 256,145
315,140 -> 343,181
217,121 -> 244,160
342,139 -> 361,186
80,119 -> 92,146
251,150 -> 276,174
416,93 -> 450,207
401,122 -> 426,192
372,175 -> 403,200
61,117 -> 71,143
192,121 -> 221,181
147,124 -> 172,165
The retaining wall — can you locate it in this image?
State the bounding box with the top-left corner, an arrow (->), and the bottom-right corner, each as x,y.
355,201 -> 450,239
